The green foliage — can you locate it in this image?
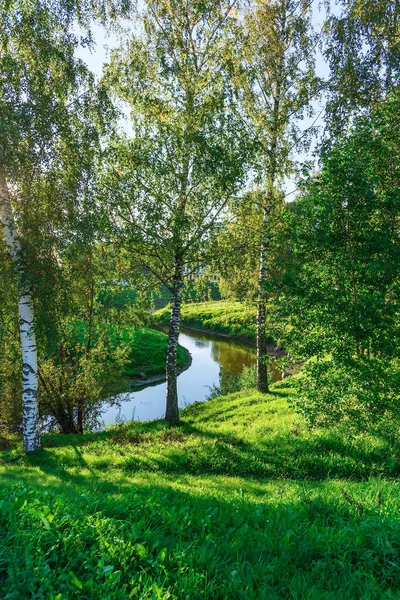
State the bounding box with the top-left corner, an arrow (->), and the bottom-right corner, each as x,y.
2,383 -> 400,597
236,0 -> 321,188
0,246 -> 21,429
276,91 -> 400,432
325,0 -> 399,133
0,0 -> 120,447
213,190 -> 288,303
212,191 -> 262,302
39,351 -> 112,434
153,301 -> 260,341
181,279 -> 221,304
100,0 -> 251,291
292,357 -> 400,437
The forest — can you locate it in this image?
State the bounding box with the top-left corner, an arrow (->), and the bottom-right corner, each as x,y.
0,0 -> 399,597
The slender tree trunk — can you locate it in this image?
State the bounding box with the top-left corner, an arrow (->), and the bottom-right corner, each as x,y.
78,275 -> 94,434
165,254 -> 183,424
256,205 -> 271,393
0,170 -> 41,451
77,393 -> 84,434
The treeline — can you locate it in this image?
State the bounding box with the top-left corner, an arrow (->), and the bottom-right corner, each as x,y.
0,0 -> 398,450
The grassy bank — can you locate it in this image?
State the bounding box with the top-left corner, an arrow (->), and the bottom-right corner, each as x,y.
154,301 -> 259,341
70,322 -> 188,379
2,382 -> 400,598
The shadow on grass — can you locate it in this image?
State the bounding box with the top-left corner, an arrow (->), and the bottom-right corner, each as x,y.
1,419 -> 397,488
2,464 -> 400,600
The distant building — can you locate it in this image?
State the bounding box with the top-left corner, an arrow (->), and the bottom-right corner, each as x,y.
183,264 -> 218,283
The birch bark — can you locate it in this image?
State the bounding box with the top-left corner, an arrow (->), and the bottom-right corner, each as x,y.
165,254 -> 183,423
256,205 -> 271,393
0,170 -> 41,451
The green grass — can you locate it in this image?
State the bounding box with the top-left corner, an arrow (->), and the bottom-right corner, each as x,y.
69,322 -> 188,378
154,301 -> 260,341
2,381 -> 400,598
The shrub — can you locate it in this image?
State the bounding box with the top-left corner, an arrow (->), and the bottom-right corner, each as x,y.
207,365 -> 257,399
39,340 -> 129,433
291,355 -> 400,438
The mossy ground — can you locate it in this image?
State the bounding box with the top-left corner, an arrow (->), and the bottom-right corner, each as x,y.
154,301 -> 259,341
2,381 -> 400,599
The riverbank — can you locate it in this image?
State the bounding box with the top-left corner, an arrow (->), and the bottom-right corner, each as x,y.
129,346 -> 192,389
101,327 -> 260,425
69,322 -> 188,380
153,300 -> 271,343
2,380 -> 400,598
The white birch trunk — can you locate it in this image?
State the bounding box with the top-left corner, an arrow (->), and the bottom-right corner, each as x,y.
165,255 -> 183,423
0,170 -> 41,452
256,205 -> 271,393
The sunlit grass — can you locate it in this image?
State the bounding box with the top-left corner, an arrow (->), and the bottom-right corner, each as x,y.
2,382 -> 400,598
154,301 -> 261,341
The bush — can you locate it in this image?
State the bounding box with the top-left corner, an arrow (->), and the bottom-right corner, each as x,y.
291,355 -> 400,438
39,340 -> 129,433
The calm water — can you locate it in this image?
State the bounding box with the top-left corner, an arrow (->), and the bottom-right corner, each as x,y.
101,328 -> 279,427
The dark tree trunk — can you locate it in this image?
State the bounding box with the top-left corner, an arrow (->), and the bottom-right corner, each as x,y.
77,404 -> 83,434
256,205 -> 271,394
165,255 -> 183,423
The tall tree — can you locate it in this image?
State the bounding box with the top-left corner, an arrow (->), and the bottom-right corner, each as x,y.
102,0 -> 249,422
0,0 -> 115,450
212,191 -> 263,302
236,0 -> 320,392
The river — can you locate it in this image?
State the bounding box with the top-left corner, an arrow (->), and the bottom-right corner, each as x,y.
101,327 -> 281,427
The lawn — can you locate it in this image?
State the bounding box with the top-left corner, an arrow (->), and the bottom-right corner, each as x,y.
153,301 -> 262,342
1,381 -> 400,599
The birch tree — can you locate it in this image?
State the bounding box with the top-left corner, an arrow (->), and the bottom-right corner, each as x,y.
0,0 -> 116,450
102,0 -> 249,423
236,0 -> 320,392
0,174 -> 40,450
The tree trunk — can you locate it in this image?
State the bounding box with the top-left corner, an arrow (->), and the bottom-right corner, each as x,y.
165,255 -> 183,424
256,205 -> 271,394
0,170 -> 41,451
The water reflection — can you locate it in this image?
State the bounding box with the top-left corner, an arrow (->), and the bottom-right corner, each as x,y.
101,327 -> 279,427
211,341 -> 256,374
194,339 -> 210,349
